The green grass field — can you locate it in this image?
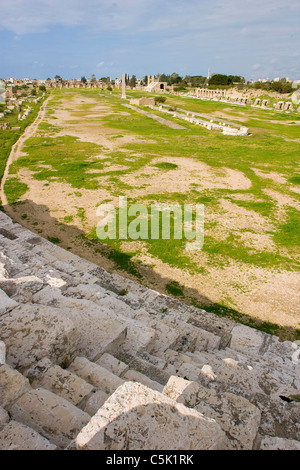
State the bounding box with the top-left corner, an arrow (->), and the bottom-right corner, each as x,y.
2,87 -> 300,340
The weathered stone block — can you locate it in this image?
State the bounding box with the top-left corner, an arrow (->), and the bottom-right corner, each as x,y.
230,324 -> 268,354
0,304 -> 78,370
0,288 -> 18,316
10,388 -> 90,448
163,376 -> 261,449
72,382 -> 229,450
96,353 -> 129,376
0,420 -> 57,450
27,358 -> 94,406
68,356 -> 124,395
0,341 -> 5,364
0,364 -> 30,409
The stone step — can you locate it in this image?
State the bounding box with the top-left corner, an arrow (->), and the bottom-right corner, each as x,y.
82,390 -> 109,416
159,314 -> 221,352
163,375 -> 261,450
133,311 -> 185,356
95,353 -> 129,377
9,387 -> 90,449
67,356 -> 124,395
210,347 -> 300,396
0,364 -> 31,409
116,351 -> 170,386
123,370 -> 164,392
163,348 -> 267,405
33,288 -> 128,361
0,420 -> 57,450
0,303 -> 78,371
25,358 -> 95,408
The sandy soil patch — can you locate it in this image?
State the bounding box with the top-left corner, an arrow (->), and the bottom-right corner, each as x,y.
210,110 -> 248,122
120,156 -> 251,196
252,168 -> 287,185
263,188 -> 300,211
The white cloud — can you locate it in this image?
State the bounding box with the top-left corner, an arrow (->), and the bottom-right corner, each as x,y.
2,0 -> 299,37
97,61 -> 105,68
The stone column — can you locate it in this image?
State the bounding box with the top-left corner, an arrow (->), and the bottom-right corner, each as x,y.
122,73 -> 126,99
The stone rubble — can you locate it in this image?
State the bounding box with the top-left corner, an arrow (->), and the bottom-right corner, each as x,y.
0,209 -> 299,450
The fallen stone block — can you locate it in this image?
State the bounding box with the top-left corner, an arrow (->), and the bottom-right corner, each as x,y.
71,382 -> 229,450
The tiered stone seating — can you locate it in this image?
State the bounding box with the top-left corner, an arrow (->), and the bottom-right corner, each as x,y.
0,209 -> 299,450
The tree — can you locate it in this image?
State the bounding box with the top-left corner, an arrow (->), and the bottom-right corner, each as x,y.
90,74 -> 96,83
168,73 -> 183,85
100,77 -> 110,85
129,75 -> 137,88
81,76 -> 87,83
39,85 -> 46,92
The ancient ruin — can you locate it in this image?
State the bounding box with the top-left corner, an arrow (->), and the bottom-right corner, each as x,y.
0,210 -> 299,450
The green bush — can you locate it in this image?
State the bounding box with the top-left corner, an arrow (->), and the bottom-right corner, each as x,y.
155,96 -> 166,105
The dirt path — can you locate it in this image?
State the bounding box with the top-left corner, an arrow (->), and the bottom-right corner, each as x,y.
0,95 -> 50,210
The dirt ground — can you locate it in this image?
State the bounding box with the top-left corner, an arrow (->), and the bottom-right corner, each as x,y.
4,92 -> 300,332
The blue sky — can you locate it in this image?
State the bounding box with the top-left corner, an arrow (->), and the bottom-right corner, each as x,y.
0,0 -> 299,80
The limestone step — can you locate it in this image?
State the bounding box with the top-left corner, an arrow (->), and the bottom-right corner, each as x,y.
95,353 -> 129,377
25,358 -> 95,408
0,420 -> 57,450
67,356 -> 124,395
116,351 -> 170,386
9,387 -> 90,448
82,390 -> 109,416
33,288 -> 127,361
163,375 -> 261,450
0,288 -> 18,315
86,265 -> 233,347
0,303 -> 78,371
258,436 -> 300,450
0,364 -> 31,409
133,311 -> 187,356
163,348 -> 267,405
122,370 -> 164,392
215,347 -> 300,390
158,313 -> 221,352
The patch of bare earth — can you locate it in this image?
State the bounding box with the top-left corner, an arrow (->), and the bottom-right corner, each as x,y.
120,156 -> 251,197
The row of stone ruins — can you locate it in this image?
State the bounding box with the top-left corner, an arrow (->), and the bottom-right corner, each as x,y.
193,88 -> 297,111
0,209 -> 299,450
